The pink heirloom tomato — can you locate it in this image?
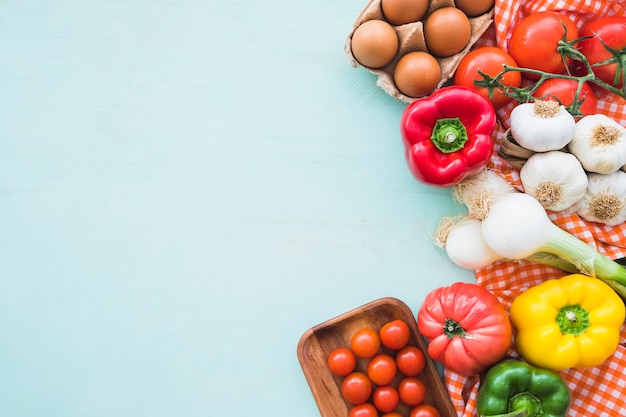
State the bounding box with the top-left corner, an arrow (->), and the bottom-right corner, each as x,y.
417,282 -> 512,376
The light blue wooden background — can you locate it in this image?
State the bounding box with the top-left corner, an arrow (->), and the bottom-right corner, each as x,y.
0,1 -> 474,416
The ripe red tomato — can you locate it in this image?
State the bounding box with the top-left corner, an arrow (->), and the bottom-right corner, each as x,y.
349,402 -> 378,417
578,16 -> 626,88
367,353 -> 397,385
380,319 -> 411,350
396,345 -> 426,377
372,386 -> 400,413
410,404 -> 441,417
453,46 -> 522,109
328,347 -> 357,377
341,372 -> 373,405
381,413 -> 404,417
351,328 -> 381,358
417,282 -> 512,376
398,377 -> 427,407
532,79 -> 598,116
509,11 -> 579,78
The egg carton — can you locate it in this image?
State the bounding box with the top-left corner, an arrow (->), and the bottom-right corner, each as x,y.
345,0 -> 494,103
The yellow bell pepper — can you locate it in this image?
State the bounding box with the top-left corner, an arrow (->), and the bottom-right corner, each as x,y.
510,273 -> 625,371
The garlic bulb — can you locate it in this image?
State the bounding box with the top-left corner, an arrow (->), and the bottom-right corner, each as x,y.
575,171 -> 626,226
510,100 -> 575,152
568,114 -> 626,174
520,151 -> 588,212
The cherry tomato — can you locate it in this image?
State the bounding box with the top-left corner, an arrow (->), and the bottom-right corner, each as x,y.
453,46 -> 522,109
349,402 -> 378,417
328,347 -> 357,377
509,11 -> 579,79
410,404 -> 441,417
380,319 -> 411,350
578,16 -> 626,88
381,413 -> 404,417
341,372 -> 373,405
367,353 -> 397,385
372,386 -> 400,413
532,78 -> 598,116
351,328 -> 381,358
396,345 -> 426,377
398,377 -> 427,407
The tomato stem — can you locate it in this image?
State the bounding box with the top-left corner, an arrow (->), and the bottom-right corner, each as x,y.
443,318 -> 467,339
473,31 -> 626,117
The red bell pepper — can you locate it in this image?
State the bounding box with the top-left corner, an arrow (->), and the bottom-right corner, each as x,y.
400,86 -> 496,187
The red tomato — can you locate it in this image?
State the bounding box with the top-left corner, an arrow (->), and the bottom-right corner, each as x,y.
509,11 -> 579,79
410,404 -> 441,417
351,328 -> 381,358
367,353 -> 397,385
381,413 -> 404,417
372,386 -> 400,413
417,282 -> 512,376
579,16 -> 626,88
379,319 -> 411,350
453,46 -> 522,109
532,79 -> 598,116
328,347 -> 357,377
349,402 -> 378,417
396,345 -> 426,377
341,372 -> 373,405
398,377 -> 427,407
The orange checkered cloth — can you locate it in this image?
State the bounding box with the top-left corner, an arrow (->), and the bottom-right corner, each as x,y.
444,1 -> 626,416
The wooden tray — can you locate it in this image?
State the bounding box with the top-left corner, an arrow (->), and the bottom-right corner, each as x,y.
297,297 -> 457,417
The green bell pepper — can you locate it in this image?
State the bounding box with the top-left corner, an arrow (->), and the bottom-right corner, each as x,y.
477,359 -> 570,417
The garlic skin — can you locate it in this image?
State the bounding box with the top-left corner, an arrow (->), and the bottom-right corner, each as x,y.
510,101 -> 575,152
568,114 -> 626,174
520,151 -> 588,212
575,171 -> 626,226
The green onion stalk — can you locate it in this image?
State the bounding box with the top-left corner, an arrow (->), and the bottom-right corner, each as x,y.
481,193 -> 626,301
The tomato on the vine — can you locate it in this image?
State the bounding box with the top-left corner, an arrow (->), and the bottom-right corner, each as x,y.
372,385 -> 400,413
578,15 -> 626,88
410,404 -> 441,417
453,46 -> 522,109
341,372 -> 373,405
351,328 -> 381,358
396,345 -> 426,377
532,78 -> 598,116
367,353 -> 397,385
328,347 -> 357,377
509,11 -> 579,78
398,376 -> 427,407
349,402 -> 378,417
380,319 -> 411,350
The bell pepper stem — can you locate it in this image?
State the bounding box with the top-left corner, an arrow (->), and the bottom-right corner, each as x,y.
481,410 -> 530,417
431,118 -> 468,153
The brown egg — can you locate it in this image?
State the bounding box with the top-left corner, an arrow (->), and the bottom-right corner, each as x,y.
393,51 -> 441,98
351,19 -> 399,69
424,7 -> 472,57
454,0 -> 494,17
381,0 -> 430,26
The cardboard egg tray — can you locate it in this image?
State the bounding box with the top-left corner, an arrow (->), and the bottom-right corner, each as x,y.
345,0 -> 494,103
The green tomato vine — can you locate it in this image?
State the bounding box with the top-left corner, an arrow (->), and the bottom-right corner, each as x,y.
474,30 -> 626,117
